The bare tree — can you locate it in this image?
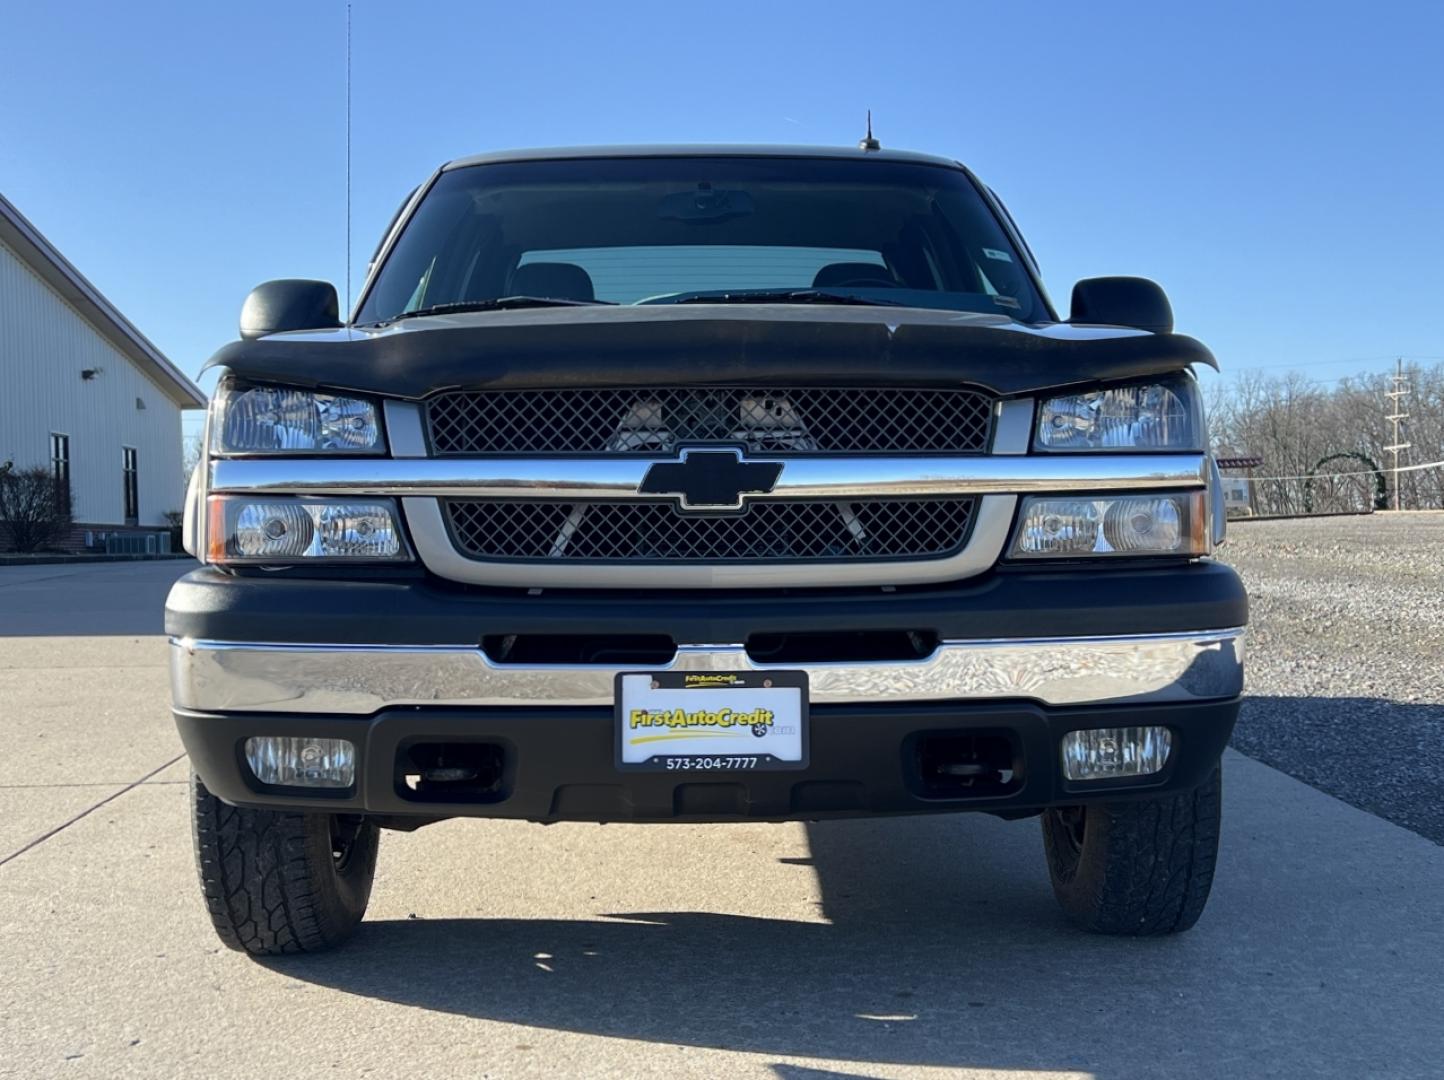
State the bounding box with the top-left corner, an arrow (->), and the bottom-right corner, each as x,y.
182,432 -> 204,483
0,463 -> 73,553
1209,361 -> 1444,514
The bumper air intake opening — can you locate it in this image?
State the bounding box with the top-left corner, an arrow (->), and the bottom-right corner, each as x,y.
396,740 -> 507,803
483,634 -> 676,665
745,629 -> 939,664
909,730 -> 1023,799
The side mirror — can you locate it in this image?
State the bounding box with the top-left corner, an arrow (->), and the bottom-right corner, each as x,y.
239,279 -> 340,340
1069,276 -> 1173,335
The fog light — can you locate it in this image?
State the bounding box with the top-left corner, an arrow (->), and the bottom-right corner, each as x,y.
244,737 -> 356,788
1061,726 -> 1172,781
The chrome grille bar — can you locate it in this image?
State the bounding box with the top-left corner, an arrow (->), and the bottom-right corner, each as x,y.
210,453 -> 1210,500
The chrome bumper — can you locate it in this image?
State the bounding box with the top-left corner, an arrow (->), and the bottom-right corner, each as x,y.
170,628 -> 1244,715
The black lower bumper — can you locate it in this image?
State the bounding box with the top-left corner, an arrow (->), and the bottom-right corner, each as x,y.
176,696 -> 1239,823
165,560 -> 1247,645
168,561 -> 1245,822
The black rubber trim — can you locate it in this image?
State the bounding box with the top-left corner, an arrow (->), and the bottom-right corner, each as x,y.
165,561 -> 1247,647
175,697 -> 1240,824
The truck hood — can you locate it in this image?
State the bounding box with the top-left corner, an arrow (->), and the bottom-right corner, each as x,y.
203,303 -> 1216,399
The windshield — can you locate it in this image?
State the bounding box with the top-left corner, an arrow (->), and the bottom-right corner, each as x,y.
356,156 -> 1048,323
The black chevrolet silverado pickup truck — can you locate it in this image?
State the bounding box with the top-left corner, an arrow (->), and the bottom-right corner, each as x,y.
168,145 -> 1246,954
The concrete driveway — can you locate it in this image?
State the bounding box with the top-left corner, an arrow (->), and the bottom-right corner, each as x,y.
1,560 -> 1441,1079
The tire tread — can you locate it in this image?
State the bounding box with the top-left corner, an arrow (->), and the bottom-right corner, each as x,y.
190,775 -> 376,955
1043,766 -> 1221,935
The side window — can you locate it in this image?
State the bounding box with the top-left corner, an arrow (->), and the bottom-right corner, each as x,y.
50,433 -> 70,513
123,447 -> 139,525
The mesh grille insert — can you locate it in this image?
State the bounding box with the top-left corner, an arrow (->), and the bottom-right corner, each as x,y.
445,499 -> 977,563
426,387 -> 994,455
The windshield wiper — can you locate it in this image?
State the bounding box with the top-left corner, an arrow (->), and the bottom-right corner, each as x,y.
376,296 -> 612,325
653,289 -> 904,308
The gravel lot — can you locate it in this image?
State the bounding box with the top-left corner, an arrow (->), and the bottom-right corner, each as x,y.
1223,511 -> 1444,844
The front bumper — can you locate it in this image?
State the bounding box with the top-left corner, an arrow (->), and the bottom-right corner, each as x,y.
167,562 -> 1246,822
171,630 -> 1242,714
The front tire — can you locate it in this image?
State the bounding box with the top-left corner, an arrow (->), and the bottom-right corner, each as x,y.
190,774 -> 378,955
1042,765 -> 1221,935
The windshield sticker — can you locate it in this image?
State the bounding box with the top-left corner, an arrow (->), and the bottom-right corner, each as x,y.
982,248 -> 1014,263
991,295 -> 1022,310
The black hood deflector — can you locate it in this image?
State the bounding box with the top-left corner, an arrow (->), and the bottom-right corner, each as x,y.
204,308 -> 1216,400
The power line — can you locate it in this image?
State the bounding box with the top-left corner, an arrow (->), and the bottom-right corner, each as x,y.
1218,372 -> 1366,387
1214,359 -> 1440,389
1226,354 -> 1444,374
1246,458 -> 1443,483
1217,357 -> 1444,387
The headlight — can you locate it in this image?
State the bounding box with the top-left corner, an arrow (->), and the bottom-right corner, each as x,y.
211,384 -> 383,454
206,497 -> 409,563
1035,378 -> 1200,451
1009,492 -> 1208,558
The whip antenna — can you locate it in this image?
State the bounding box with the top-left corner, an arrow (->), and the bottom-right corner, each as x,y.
859,109 -> 881,151
345,1 -> 352,316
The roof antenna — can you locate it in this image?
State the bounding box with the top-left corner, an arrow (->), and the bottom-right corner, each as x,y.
344,1 -> 353,320
858,110 -> 881,152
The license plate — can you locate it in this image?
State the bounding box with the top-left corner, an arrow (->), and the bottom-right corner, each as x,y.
615,670 -> 809,772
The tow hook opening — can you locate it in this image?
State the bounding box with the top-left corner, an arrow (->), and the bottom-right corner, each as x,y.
396,741 -> 506,803
483,633 -> 676,665
911,731 -> 1023,799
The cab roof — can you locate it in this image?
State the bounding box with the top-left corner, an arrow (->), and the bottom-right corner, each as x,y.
442,144 -> 965,171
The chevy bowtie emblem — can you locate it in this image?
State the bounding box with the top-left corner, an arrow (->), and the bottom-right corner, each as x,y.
639,447 -> 784,511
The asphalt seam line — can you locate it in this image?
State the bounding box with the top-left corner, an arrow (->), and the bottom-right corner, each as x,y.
0,753 -> 185,869
0,781 -> 188,789
0,567 -> 118,590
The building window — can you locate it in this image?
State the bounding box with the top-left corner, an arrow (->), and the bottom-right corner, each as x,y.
50,433 -> 71,514
123,447 -> 139,525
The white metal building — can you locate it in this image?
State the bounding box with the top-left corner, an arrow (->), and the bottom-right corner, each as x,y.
0,192 -> 205,550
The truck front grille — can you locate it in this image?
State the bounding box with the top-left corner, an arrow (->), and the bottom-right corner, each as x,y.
444,498 -> 978,562
425,386 -> 994,455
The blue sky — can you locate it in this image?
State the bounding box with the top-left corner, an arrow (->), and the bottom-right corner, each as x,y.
3,0 -> 1441,437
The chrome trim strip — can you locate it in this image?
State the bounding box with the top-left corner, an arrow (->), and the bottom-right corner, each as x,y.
383,401 -> 428,458
402,493 -> 1017,588
210,453 -> 1208,500
1209,455 -> 1227,547
991,398 -> 1034,455
170,628 -> 1245,714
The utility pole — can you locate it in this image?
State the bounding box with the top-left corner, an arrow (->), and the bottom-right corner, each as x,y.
1383,357 -> 1411,512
